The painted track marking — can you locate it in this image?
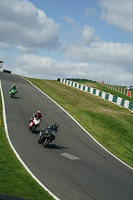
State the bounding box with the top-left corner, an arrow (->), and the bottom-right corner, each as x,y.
61,153 -> 80,160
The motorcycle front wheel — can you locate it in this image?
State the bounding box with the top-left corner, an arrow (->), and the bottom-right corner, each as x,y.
31,125 -> 36,133
43,138 -> 50,148
38,138 -> 41,143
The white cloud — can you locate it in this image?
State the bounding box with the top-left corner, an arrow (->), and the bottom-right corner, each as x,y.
84,7 -> 96,17
0,42 -> 10,50
0,0 -> 60,50
99,0 -> 133,35
13,54 -> 90,80
1,0 -> 133,86
62,24 -> 133,67
59,23 -> 133,85
1,53 -> 129,86
17,45 -> 38,53
81,25 -> 98,43
63,16 -> 75,26
14,54 -> 77,79
64,41 -> 133,65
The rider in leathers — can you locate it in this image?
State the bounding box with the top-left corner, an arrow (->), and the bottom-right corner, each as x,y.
30,111 -> 42,126
48,123 -> 59,142
10,83 -> 17,91
39,123 -> 59,143
33,111 -> 42,121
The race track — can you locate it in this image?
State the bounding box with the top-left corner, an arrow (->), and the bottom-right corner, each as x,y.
0,72 -> 133,200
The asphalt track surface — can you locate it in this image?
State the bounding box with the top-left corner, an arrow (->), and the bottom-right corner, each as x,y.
0,72 -> 133,200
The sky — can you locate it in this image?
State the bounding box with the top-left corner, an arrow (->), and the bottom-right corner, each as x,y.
0,0 -> 133,85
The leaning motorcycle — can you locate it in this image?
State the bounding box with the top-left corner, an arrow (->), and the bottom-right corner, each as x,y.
9,88 -> 17,98
38,128 -> 56,147
29,117 -> 41,133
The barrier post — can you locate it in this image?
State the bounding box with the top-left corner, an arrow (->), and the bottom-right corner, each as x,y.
127,91 -> 131,97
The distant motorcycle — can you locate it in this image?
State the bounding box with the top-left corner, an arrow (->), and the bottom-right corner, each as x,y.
9,88 -> 17,98
38,127 -> 57,147
29,117 -> 41,133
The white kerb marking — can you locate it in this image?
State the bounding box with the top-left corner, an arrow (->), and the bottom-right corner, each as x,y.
61,153 -> 80,160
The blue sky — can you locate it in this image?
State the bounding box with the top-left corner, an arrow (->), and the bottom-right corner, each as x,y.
0,0 -> 133,85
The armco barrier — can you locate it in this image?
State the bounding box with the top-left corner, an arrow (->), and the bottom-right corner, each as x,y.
60,78 -> 133,111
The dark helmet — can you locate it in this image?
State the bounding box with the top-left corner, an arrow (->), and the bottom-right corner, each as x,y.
54,123 -> 59,129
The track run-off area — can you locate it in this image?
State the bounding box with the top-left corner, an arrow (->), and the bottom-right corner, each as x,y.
0,72 -> 133,200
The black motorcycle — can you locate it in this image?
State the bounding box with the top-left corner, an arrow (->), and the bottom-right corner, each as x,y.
38,128 -> 56,147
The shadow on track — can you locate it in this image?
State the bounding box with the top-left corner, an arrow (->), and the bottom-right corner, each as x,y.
32,130 -> 41,134
46,144 -> 69,150
38,143 -> 69,150
10,96 -> 22,99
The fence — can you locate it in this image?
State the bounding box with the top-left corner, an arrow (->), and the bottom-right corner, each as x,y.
60,78 -> 133,111
104,84 -> 133,97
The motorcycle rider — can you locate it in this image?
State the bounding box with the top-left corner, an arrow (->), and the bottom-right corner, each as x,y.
33,111 -> 42,120
48,123 -> 59,132
30,111 -> 42,125
39,123 -> 59,143
10,83 -> 17,91
48,123 -> 59,142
